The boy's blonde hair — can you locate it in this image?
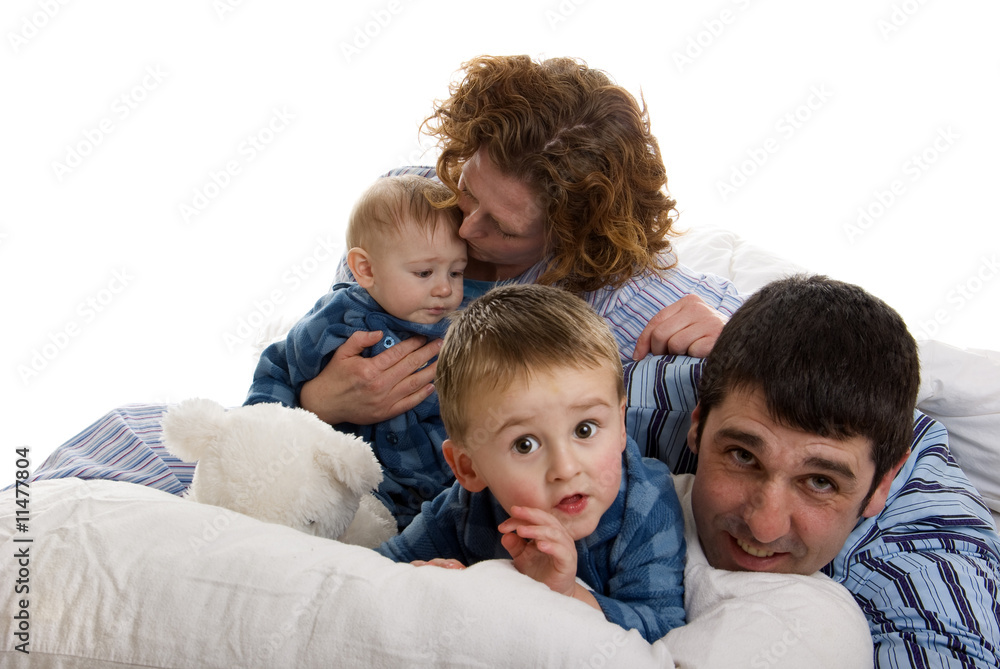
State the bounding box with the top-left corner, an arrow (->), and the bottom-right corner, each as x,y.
436,283 -> 624,442
346,175 -> 461,251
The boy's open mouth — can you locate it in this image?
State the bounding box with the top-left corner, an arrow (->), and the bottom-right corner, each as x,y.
556,494 -> 587,514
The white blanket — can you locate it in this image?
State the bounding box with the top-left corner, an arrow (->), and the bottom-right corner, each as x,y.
0,477 -> 875,668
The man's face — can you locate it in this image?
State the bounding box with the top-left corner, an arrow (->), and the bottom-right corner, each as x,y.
688,386 -> 897,575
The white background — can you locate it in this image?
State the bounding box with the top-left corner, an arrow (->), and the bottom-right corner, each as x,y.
3,0 -> 998,484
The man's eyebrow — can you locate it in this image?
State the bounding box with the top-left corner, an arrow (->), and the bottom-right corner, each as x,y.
717,427 -> 766,451
803,457 -> 857,482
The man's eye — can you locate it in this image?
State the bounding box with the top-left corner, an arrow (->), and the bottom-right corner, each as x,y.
730,448 -> 756,466
574,421 -> 597,439
512,436 -> 540,455
807,476 -> 836,493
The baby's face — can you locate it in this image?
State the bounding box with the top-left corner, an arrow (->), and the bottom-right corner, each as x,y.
453,364 -> 627,541
366,216 -> 467,324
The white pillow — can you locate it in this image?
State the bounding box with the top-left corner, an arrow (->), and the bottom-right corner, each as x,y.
0,478 -> 669,669
672,225 -> 808,293
917,340 -> 1000,524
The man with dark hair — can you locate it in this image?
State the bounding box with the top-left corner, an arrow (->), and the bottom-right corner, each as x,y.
682,275 -> 1000,666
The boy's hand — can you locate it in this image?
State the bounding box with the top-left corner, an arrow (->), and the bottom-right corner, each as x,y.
498,506 -> 579,598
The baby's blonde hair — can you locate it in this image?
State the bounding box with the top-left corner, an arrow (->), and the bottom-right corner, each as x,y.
436,283 -> 624,442
346,175 -> 461,252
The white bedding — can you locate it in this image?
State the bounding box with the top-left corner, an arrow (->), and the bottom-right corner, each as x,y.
0,477 -> 874,668
2,226 -> 998,667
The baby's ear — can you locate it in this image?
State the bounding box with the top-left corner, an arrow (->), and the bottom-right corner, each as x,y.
442,439 -> 487,493
346,247 -> 375,289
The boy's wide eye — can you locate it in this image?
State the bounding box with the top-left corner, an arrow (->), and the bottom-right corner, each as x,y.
512,436 -> 540,455
574,421 -> 597,439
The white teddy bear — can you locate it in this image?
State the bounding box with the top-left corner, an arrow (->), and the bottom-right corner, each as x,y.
160,398 -> 396,548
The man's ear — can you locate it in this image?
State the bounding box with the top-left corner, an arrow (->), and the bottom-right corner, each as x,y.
861,449 -> 910,518
687,404 -> 703,455
346,247 -> 375,290
442,439 -> 487,493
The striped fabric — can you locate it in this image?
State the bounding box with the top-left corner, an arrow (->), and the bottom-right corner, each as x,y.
623,355 -> 701,475
824,413 -> 1000,667
26,404 -> 192,495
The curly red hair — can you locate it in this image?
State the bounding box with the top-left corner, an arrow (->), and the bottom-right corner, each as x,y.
422,55 -> 678,293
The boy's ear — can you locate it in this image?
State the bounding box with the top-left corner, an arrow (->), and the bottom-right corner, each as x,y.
861,449 -> 910,518
687,404 -> 703,455
442,439 -> 487,493
617,396 -> 628,453
346,247 -> 375,290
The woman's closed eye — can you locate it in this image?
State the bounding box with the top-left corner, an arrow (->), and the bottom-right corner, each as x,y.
492,218 -> 516,240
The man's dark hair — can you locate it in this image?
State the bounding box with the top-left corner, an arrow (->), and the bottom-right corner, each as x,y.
697,275 -> 920,508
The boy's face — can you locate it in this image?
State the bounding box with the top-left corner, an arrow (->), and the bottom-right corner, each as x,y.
687,386 -> 901,575
444,363 -> 627,541
361,216 -> 467,324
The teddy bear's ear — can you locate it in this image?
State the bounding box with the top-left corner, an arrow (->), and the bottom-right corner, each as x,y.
160,398 -> 228,463
313,431 -> 384,496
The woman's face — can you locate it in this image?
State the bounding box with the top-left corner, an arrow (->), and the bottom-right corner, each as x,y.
456,149 -> 547,280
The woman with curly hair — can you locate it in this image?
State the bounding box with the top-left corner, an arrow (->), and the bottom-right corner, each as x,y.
300,55 -> 744,428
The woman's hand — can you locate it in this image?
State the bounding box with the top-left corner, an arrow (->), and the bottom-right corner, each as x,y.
632,294 -> 728,359
299,330 -> 443,426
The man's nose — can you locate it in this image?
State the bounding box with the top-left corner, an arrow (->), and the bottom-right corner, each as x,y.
744,483 -> 792,545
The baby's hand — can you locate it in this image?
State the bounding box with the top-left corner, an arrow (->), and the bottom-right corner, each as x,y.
498,506 -> 578,597
411,558 -> 466,570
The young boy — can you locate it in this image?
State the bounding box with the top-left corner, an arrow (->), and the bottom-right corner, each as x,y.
245,174 -> 468,529
377,283 -> 687,643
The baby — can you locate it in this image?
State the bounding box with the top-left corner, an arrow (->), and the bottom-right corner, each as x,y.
245,175 -> 467,529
